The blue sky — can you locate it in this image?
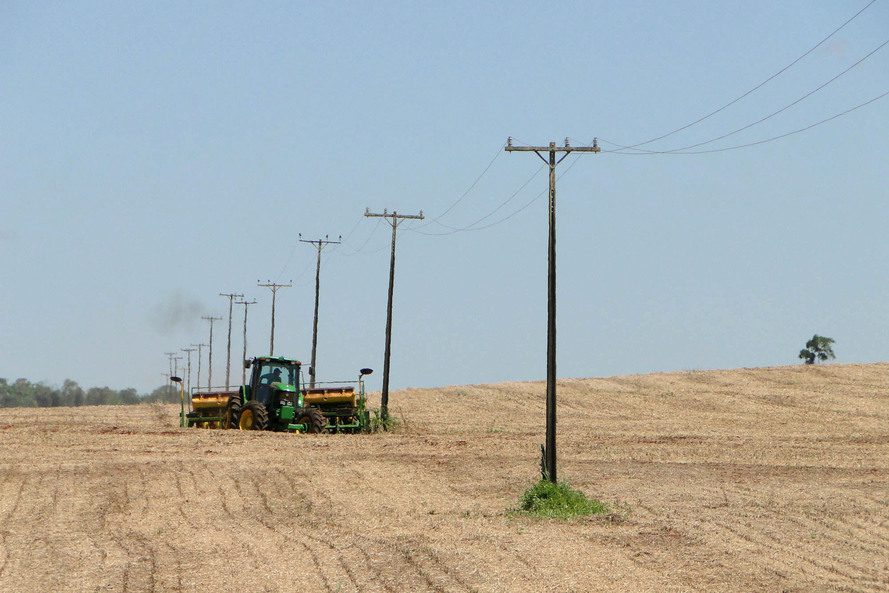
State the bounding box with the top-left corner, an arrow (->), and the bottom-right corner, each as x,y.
2,1 -> 888,393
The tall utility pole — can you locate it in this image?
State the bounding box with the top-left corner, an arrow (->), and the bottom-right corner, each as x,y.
363,208 -> 424,422
202,316 -> 223,389
505,137 -> 599,483
299,234 -> 341,388
235,298 -> 257,386
190,343 -> 208,390
219,292 -> 244,391
181,347 -> 196,396
164,352 -> 177,396
258,281 -> 291,356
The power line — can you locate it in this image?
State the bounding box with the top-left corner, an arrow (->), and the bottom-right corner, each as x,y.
608,36 -> 889,155
413,142 -> 505,229
615,0 -> 880,150
600,88 -> 889,155
335,217 -> 384,256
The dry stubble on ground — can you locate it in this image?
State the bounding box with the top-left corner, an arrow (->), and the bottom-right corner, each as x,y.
0,363 -> 887,592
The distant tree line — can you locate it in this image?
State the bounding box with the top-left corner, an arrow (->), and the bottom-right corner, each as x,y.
0,378 -> 180,408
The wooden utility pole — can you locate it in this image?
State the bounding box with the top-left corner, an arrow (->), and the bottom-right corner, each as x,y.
190,343 -> 208,390
299,234 -> 341,388
505,137 -> 600,483
164,352 -> 177,398
363,208 -> 424,422
258,281 -> 291,356
219,292 -> 244,391
235,298 -> 257,386
202,316 -> 223,388
181,347 -> 196,399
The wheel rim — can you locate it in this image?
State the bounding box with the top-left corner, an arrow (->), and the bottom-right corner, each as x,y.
239,409 -> 254,430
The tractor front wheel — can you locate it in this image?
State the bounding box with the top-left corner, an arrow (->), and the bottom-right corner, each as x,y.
238,401 -> 269,431
297,407 -> 326,434
224,395 -> 242,429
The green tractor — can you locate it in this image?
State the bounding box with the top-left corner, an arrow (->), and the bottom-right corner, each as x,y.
222,356 -> 374,433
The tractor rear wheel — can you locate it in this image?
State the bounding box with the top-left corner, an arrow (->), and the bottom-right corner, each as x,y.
298,407 -> 326,434
238,400 -> 269,431
224,395 -> 242,429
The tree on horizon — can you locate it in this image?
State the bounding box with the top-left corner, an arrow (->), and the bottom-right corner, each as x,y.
799,335 -> 836,365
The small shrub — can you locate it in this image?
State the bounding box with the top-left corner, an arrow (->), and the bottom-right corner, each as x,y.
368,410 -> 400,433
513,480 -> 608,519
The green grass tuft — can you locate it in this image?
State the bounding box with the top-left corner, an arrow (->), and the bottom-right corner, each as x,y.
513,480 -> 608,519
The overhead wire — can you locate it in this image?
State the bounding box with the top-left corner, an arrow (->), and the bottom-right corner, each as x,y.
600,88 -> 889,155
605,36 -> 889,155
413,142 -> 505,229
614,0 -> 880,150
410,165 -> 544,236
335,217 -> 384,256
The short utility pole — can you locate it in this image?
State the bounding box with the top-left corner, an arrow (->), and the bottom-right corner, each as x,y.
190,343 -> 208,391
258,281 -> 291,356
181,347 -> 196,398
235,298 -> 257,386
219,292 -> 244,391
505,137 -> 599,483
363,208 -> 424,422
299,234 -> 341,388
202,316 -> 223,389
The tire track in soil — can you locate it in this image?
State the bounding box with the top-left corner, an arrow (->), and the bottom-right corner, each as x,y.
350,541 -> 397,593
0,475 -> 28,583
727,485 -> 889,582
72,468 -> 116,588
246,471 -> 357,592
109,530 -> 158,593
706,517 -> 882,593
216,476 -> 335,593
163,542 -> 184,593
366,536 -> 478,593
170,466 -> 200,531
271,466 -> 396,593
0,529 -> 9,580
0,475 -> 27,526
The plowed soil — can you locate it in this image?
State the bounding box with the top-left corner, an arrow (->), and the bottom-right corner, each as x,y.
1,363 -> 887,592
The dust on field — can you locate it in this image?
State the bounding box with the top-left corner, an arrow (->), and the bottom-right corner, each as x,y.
1,363 -> 887,592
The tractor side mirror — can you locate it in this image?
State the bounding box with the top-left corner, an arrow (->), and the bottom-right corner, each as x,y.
359,368 -> 373,377
244,359 -> 252,369
308,366 -> 315,377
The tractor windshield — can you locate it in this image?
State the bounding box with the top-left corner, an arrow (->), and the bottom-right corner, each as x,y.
258,362 -> 298,387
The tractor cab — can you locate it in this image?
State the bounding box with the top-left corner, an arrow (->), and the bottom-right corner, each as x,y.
251,357 -> 300,409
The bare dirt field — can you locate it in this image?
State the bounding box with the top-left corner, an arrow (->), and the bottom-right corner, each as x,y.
1,363 -> 887,593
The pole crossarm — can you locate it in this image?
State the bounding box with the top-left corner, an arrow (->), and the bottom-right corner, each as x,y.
364,208 -> 425,225
504,136 -> 599,483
